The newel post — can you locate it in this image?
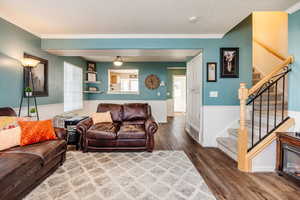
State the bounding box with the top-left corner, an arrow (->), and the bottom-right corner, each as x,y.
238,82 -> 250,172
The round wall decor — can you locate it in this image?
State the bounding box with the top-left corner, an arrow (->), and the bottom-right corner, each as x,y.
145,74 -> 161,90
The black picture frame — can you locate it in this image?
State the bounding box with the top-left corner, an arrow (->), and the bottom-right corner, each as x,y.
24,53 -> 48,97
207,62 -> 217,82
87,61 -> 96,72
220,48 -> 239,78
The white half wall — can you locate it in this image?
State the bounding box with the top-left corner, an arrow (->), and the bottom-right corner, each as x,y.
288,110 -> 300,131
166,99 -> 174,117
202,106 -> 240,147
14,103 -> 64,120
252,140 -> 276,172
13,100 -> 168,123
82,100 -> 167,123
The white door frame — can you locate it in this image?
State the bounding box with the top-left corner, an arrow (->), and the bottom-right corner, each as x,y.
172,75 -> 186,113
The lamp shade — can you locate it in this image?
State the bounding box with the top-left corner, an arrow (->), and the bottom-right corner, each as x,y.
21,58 -> 40,68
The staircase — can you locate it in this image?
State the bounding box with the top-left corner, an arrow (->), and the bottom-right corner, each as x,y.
216,69 -> 288,161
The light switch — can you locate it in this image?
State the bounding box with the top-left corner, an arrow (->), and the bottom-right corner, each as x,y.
209,91 -> 218,98
157,92 -> 161,96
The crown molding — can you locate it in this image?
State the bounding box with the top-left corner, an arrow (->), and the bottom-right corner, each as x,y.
40,34 -> 224,39
0,14 -> 41,37
286,2 -> 300,14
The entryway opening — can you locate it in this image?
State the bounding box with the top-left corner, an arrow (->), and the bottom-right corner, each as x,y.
173,75 -> 186,113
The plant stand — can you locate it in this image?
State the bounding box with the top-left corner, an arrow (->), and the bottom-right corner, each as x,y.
18,67 -> 39,120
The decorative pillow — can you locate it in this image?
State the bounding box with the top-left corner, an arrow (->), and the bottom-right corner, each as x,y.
0,117 -> 19,131
91,112 -> 113,124
0,127 -> 21,151
18,120 -> 57,146
0,117 -> 29,131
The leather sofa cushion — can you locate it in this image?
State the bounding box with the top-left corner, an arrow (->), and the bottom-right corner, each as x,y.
97,104 -> 123,122
123,103 -> 148,121
3,140 -> 66,165
117,124 -> 146,139
0,153 -> 42,193
122,120 -> 145,125
87,122 -> 118,140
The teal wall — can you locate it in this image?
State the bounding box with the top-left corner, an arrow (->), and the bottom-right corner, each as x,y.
42,16 -> 253,106
288,10 -> 300,111
0,17 -> 86,107
0,14 -> 253,107
87,62 -> 185,100
167,69 -> 186,99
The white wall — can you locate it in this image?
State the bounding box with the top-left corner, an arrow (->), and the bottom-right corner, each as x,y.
14,100 -> 168,123
15,103 -> 64,120
202,106 -> 240,147
252,140 -> 277,172
82,100 -> 167,123
166,99 -> 174,117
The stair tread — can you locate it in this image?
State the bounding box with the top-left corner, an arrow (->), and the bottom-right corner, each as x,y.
216,137 -> 237,154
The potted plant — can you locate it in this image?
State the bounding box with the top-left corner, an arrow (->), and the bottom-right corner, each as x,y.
24,87 -> 33,97
30,108 -> 36,116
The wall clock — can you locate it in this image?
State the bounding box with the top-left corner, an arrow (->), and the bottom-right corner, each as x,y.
145,74 -> 161,90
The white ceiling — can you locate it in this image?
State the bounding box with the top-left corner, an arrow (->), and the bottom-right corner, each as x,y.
0,0 -> 298,37
48,49 -> 201,62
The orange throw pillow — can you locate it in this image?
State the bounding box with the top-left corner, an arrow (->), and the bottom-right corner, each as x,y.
18,120 -> 57,146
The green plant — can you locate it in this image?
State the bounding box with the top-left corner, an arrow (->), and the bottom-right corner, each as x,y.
24,87 -> 32,92
30,108 -> 36,114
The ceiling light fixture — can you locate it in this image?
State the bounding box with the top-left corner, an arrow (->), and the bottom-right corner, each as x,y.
189,16 -> 199,23
113,56 -> 123,67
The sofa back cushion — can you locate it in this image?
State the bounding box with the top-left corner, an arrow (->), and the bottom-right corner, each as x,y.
0,107 -> 16,117
123,103 -> 149,121
97,104 -> 123,122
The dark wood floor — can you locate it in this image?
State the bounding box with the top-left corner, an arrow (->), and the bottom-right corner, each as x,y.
155,115 -> 300,200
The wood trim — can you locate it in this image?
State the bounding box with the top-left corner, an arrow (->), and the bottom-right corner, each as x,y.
245,118 -> 295,172
253,38 -> 286,61
248,56 -> 294,96
237,83 -> 249,171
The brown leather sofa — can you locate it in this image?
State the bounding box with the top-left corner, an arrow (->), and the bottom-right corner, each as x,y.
0,107 -> 67,200
77,103 -> 158,152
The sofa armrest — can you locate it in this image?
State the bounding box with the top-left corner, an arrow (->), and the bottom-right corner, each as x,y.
54,128 -> 67,140
145,116 -> 158,135
76,118 -> 93,134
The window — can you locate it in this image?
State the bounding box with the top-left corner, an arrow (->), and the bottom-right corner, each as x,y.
64,62 -> 83,112
108,69 -> 139,94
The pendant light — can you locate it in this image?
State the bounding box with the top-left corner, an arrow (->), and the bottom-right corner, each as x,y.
113,56 -> 123,67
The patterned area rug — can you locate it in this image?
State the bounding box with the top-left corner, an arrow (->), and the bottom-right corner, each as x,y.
24,151 -> 216,200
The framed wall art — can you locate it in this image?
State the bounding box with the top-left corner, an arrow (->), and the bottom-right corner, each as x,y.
220,48 -> 239,78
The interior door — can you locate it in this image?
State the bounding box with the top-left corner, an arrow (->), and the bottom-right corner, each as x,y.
173,75 -> 186,112
186,53 -> 203,143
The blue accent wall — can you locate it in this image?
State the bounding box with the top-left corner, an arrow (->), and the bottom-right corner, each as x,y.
42,16 -> 253,106
87,62 -> 185,100
0,17 -> 86,107
289,10 -> 300,112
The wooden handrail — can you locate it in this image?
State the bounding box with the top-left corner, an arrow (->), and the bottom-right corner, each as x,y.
253,38 -> 286,61
248,56 -> 294,96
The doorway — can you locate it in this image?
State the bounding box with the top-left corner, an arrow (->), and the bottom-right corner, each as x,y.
173,75 -> 186,113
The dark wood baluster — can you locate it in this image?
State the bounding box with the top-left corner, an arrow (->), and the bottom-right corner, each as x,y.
282,75 -> 285,121
252,100 -> 255,148
267,87 -> 270,134
274,82 -> 278,128
259,95 -> 262,140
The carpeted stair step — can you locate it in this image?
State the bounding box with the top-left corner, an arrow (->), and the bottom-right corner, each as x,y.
216,137 -> 237,161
